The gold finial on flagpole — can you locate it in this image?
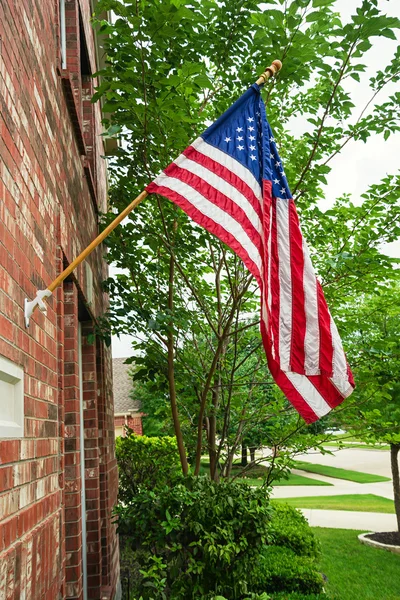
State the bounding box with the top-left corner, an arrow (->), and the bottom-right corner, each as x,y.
256,59 -> 282,85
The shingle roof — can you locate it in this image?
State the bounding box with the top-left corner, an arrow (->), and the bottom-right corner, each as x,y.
112,358 -> 141,414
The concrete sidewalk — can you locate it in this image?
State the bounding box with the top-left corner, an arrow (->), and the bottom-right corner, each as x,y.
299,508 -> 398,531
267,446 -> 397,531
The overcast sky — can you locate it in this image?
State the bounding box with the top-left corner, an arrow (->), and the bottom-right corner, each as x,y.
112,0 -> 400,359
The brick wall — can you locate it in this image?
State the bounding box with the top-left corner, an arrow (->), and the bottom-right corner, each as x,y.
114,415 -> 143,438
0,1 -> 119,599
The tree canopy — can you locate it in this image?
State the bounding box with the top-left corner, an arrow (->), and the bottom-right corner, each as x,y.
93,0 -> 400,477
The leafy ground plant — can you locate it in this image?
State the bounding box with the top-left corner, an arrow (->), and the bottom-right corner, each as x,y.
118,476 -> 272,598
117,477 -> 323,599
116,432 -> 182,502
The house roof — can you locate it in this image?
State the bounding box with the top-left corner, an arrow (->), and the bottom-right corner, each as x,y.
112,357 -> 141,414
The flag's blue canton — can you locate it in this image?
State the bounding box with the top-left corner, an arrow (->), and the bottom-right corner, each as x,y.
201,83 -> 291,199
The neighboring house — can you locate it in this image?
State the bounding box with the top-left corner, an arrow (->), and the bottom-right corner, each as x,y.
0,2 -> 120,599
113,358 -> 143,437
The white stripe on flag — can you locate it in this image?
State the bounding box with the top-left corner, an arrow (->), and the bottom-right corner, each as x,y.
302,239 -> 320,375
329,315 -> 353,397
152,175 -> 263,277
276,198 -> 292,371
191,138 -> 263,207
286,372 -> 332,418
266,200 -> 275,358
330,375 -> 354,398
330,315 -> 348,379
173,154 -> 262,234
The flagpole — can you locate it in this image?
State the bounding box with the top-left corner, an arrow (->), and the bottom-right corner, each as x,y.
24,60 -> 282,327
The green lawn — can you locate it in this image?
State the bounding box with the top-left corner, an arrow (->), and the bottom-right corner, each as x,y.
313,527 -> 400,600
273,494 -> 395,513
295,461 -> 391,483
198,461 -> 331,486
274,472 -> 332,486
328,433 -> 359,441
238,472 -> 332,487
323,442 -> 390,450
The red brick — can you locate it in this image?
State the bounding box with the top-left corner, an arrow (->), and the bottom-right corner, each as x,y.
0,441 -> 20,465
0,467 -> 14,492
0,1 -> 119,597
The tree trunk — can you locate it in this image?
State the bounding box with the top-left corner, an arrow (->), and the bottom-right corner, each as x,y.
250,447 -> 256,464
390,443 -> 400,531
209,413 -> 219,482
167,236 -> 188,475
241,443 -> 248,467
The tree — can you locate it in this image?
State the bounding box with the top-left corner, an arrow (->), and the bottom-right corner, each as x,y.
93,0 -> 400,477
334,287 -> 400,530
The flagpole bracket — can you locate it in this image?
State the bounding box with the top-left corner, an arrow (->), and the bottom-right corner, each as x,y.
24,289 -> 53,328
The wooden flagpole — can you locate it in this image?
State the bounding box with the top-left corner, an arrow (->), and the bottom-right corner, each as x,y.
24,60 -> 282,327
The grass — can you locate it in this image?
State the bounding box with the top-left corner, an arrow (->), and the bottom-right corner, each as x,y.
237,472 -> 332,487
199,461 -> 331,486
313,527 -> 400,600
273,494 -> 395,513
323,442 -> 390,450
274,472 -> 332,486
295,461 -> 391,483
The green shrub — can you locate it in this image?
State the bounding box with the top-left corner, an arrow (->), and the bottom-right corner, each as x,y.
117,476 -> 272,599
268,504 -> 320,558
115,432 -> 182,502
252,547 -> 324,595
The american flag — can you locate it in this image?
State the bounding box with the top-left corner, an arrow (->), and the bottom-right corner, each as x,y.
146,83 -> 354,423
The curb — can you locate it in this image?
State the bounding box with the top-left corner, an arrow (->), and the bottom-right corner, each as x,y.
358,532 -> 400,555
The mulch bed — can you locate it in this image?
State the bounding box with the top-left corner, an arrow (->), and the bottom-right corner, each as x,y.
365,531 -> 400,546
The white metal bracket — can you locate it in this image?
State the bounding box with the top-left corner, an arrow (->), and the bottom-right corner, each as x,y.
24,289 -> 53,328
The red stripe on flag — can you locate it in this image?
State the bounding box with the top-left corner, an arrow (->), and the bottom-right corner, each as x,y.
317,281 -> 334,377
260,319 -> 319,423
163,162 -> 263,255
183,146 -> 263,220
288,199 -> 306,373
146,182 -> 263,285
307,374 -> 346,409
